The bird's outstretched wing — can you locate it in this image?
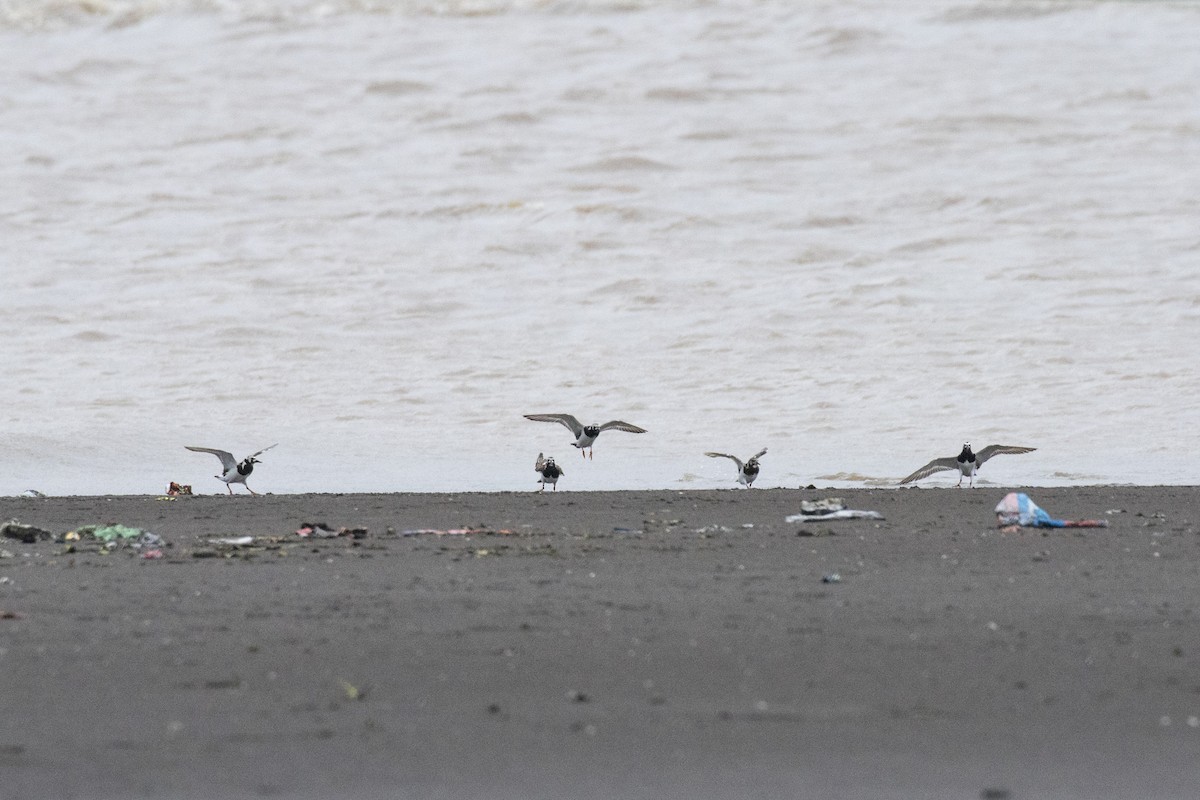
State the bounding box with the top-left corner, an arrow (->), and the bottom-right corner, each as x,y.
524,414 -> 584,436
976,445 -> 1036,465
899,456 -> 959,484
185,446 -> 237,471
248,444 -> 278,460
597,420 -> 647,434
750,447 -> 768,461
705,452 -> 745,470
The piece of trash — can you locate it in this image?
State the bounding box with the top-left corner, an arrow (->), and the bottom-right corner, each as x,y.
798,498 -> 845,514
821,573 -> 842,584
400,527 -> 515,536
995,493 -> 1110,530
21,489 -> 46,498
75,524 -> 147,543
42,522 -> 169,555
296,522 -> 367,539
141,549 -> 164,560
338,678 -> 363,701
787,498 -> 883,522
212,536 -> 255,546
1,610 -> 20,620
297,522 -> 337,538
166,482 -> 193,496
787,510 -> 884,523
1104,509 -> 1125,515
0,521 -> 54,544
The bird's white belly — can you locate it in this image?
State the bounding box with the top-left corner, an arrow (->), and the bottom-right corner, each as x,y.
574,433 -> 597,449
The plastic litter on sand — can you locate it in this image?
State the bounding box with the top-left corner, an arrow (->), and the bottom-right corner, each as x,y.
995,493 -> 1109,530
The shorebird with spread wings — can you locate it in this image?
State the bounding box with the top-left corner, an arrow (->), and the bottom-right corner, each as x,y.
705,447 -> 767,488
900,442 -> 1035,488
534,453 -> 564,491
523,413 -> 646,459
185,444 -> 278,495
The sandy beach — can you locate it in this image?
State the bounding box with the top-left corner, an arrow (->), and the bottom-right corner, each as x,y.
1,486 -> 1198,799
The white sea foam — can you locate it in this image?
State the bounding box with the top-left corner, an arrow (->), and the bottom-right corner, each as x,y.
3,1 -> 1198,493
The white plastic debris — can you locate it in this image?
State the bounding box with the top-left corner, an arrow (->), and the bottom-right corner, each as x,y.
787,510 -> 884,523
211,536 -> 255,546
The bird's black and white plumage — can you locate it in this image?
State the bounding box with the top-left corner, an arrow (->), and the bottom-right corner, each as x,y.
523,414 -> 646,459
534,453 -> 564,491
705,448 -> 767,487
185,444 -> 277,495
899,442 -> 1035,487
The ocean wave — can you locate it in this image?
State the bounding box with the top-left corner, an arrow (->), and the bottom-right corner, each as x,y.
0,0 -> 704,31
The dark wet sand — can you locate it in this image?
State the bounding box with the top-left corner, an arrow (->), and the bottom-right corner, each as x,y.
2,487 -> 1199,800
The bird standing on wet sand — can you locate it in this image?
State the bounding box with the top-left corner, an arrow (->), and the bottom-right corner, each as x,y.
899,442 -> 1036,488
705,448 -> 768,488
185,444 -> 278,495
535,453 -> 564,491
523,414 -> 647,459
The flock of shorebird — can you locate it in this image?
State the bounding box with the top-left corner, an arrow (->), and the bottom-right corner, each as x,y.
517,414 -> 1034,492
184,413 -> 1036,494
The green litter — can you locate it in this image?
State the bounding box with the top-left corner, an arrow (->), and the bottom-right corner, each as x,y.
74,524 -> 146,543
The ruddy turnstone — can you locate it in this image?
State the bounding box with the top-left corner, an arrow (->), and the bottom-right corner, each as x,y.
535,453 -> 564,491
523,413 -> 647,459
185,444 -> 278,495
899,442 -> 1035,487
705,447 -> 768,488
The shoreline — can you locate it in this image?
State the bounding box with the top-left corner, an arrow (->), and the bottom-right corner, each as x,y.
3,486 -> 1198,799
8,482 -> 1198,500
13,486 -> 1200,495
